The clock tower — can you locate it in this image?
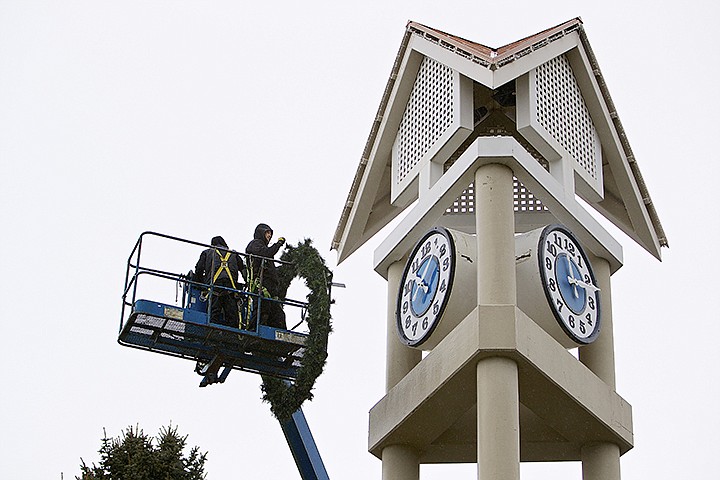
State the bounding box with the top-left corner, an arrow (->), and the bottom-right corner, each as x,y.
332,18 -> 666,480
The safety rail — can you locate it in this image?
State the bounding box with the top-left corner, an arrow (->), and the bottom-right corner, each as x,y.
118,231 -> 315,385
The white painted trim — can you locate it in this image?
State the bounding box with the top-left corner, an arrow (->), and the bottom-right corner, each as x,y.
410,32 -> 578,89
374,137 -> 623,278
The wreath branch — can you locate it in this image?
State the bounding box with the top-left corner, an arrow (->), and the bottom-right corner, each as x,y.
260,239 -> 332,421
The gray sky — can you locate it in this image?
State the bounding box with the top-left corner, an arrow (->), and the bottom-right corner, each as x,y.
1,1 -> 718,478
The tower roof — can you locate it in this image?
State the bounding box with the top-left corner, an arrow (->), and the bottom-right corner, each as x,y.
332,18 -> 667,266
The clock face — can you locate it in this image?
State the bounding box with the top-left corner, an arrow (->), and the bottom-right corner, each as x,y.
539,225 -> 601,344
397,228 -> 455,347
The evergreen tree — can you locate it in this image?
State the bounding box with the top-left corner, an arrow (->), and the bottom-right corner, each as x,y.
77,425 -> 207,480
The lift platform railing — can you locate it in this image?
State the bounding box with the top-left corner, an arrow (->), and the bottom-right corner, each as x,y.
118,231 -> 316,384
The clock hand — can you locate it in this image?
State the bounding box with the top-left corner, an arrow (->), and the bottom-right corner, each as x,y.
566,255 -> 578,298
566,276 -> 601,293
411,265 -> 429,301
412,275 -> 428,301
416,259 -> 432,291
418,258 -> 430,280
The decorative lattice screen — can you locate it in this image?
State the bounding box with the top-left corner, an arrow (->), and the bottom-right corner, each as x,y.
395,57 -> 455,184
446,178 -> 547,215
534,55 -> 598,181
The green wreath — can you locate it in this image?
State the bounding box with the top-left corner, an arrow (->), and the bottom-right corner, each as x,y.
260,239 -> 333,421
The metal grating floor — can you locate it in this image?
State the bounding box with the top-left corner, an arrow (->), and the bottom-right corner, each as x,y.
119,300 -> 308,381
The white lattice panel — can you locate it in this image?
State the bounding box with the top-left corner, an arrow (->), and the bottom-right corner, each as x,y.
395,58 -> 454,184
446,178 -> 547,215
391,56 -> 472,205
535,56 -> 598,181
446,183 -> 475,215
516,53 -> 603,201
513,178 -> 547,212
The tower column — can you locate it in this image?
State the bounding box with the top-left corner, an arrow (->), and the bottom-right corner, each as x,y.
386,259 -> 421,390
475,163 -> 519,480
382,445 -> 420,480
477,357 -> 520,480
579,254 -> 616,387
382,260 -> 421,480
579,255 -> 621,480
475,163 -> 517,305
581,442 -> 621,480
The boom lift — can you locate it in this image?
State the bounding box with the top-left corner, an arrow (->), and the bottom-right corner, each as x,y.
118,232 -> 332,480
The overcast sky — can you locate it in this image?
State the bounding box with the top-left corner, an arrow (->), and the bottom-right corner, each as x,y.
1,1 -> 718,479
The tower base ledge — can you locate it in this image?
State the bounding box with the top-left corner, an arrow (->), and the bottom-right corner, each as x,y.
368,305 -> 633,463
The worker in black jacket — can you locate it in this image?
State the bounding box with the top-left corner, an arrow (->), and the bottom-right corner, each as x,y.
193,236 -> 244,328
246,223 -> 286,329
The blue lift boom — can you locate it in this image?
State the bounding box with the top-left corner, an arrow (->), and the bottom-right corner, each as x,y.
281,408 -> 330,480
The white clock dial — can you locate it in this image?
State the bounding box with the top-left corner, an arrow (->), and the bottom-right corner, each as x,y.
397,228 -> 455,347
539,225 -> 601,344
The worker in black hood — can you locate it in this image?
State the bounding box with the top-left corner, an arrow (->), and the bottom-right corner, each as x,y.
246,224 -> 286,329
193,236 -> 244,328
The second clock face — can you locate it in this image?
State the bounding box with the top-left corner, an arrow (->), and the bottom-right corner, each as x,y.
397,228 -> 455,347
538,225 -> 601,344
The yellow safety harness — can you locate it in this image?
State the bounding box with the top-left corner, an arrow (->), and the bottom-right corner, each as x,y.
212,249 -> 237,290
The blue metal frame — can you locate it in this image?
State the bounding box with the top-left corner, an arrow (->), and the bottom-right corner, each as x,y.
118,231 -> 312,384
118,299 -> 309,381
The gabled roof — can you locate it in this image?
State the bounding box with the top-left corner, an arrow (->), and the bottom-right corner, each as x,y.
332,18 -> 667,266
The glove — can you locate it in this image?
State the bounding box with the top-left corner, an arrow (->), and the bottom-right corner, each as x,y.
277,237 -> 286,246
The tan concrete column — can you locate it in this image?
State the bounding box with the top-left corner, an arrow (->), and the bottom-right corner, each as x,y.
579,256 -> 621,479
475,163 -> 519,480
382,444 -> 420,480
382,261 -> 421,480
578,254 -> 615,387
386,259 -> 421,391
477,357 -> 520,480
581,442 -> 621,480
475,163 -> 517,304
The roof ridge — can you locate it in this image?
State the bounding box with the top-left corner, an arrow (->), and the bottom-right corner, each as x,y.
407,18 -> 583,67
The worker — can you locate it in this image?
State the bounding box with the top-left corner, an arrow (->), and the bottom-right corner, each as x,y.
245,223 -> 286,329
193,236 -> 244,328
